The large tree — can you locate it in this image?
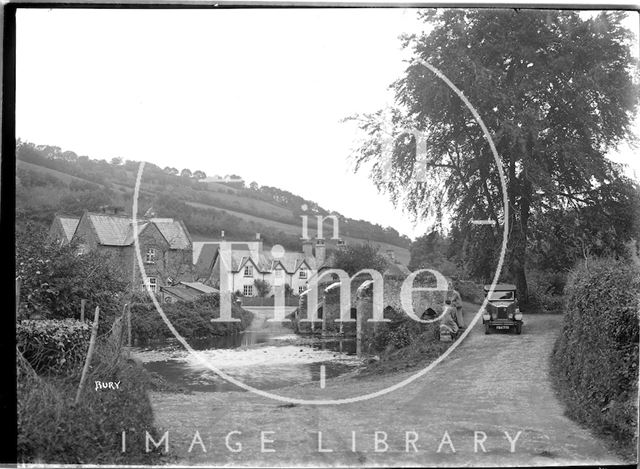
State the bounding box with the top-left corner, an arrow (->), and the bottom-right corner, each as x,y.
349,9 -> 637,302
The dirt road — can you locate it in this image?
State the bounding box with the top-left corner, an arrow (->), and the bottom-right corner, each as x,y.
145,311 -> 629,466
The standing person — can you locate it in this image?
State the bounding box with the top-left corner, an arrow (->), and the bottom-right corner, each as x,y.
450,288 -> 466,329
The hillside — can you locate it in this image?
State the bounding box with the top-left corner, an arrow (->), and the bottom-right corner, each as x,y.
15,142 -> 411,263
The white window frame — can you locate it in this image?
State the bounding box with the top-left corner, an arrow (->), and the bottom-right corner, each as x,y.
244,265 -> 253,277
145,247 -> 157,264
145,277 -> 157,292
299,268 -> 307,279
298,286 -> 305,294
243,284 -> 253,296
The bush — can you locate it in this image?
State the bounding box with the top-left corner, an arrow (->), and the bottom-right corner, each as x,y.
454,280 -> 484,304
130,295 -> 253,343
17,329 -> 168,464
17,319 -> 91,376
366,308 -> 439,354
526,270 -> 566,314
551,257 -> 639,456
16,223 -> 128,330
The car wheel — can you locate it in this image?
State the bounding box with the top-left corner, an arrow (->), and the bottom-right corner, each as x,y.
515,324 -> 522,335
484,324 -> 491,335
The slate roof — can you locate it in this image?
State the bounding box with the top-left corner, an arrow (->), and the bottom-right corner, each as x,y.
194,243 -> 220,279
160,285 -> 202,302
81,212 -> 191,249
56,215 -> 80,242
179,281 -> 219,295
153,219 -> 191,249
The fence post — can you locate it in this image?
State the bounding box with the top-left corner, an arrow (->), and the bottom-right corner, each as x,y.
75,306 -> 100,405
15,277 -> 21,319
127,304 -> 132,347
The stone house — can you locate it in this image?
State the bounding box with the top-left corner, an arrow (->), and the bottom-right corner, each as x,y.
64,210 -> 194,292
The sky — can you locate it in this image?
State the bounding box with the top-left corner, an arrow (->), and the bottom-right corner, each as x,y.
15,8 -> 639,240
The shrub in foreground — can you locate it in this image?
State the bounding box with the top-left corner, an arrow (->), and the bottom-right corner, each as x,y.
17,321 -> 168,464
17,319 -> 90,375
551,257 -> 639,455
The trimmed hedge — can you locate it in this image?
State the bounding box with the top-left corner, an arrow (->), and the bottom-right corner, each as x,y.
551,257 -> 639,452
130,295 -> 253,343
17,319 -> 91,375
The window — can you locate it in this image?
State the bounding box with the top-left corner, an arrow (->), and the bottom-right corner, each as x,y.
244,265 -> 253,277
298,286 -> 306,294
144,277 -> 157,292
145,247 -> 157,263
488,291 -> 514,301
76,243 -> 88,256
299,268 -> 307,279
243,285 -> 253,296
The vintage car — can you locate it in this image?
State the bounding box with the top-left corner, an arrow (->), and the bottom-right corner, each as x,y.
482,283 -> 523,334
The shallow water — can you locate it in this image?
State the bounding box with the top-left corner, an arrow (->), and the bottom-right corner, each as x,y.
132,327 -> 359,392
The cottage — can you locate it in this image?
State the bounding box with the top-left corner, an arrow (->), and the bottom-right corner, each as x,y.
196,233 -> 331,297
61,210 -> 194,291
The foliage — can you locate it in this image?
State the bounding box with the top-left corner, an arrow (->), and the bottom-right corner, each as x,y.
409,230 -> 457,275
524,269 -> 566,314
253,279 -> 271,297
59,188 -> 115,216
347,10 -> 638,303
528,180 -> 640,272
453,280 -> 484,304
17,319 -> 91,375
366,308 -> 439,354
17,335 -> 167,464
332,243 -> 389,276
130,295 -> 253,343
551,257 -> 639,454
284,283 -> 294,297
16,223 -> 128,330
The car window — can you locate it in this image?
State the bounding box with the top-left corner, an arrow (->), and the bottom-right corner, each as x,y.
488,291 -> 514,301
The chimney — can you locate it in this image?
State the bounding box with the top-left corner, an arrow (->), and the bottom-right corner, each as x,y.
315,238 -> 326,265
302,239 -> 313,258
252,232 -> 263,255
220,230 -> 225,240
386,249 -> 395,262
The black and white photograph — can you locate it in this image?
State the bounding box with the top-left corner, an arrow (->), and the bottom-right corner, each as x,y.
7,3 -> 640,467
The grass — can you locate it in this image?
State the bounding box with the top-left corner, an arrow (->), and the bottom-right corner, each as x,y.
17,328 -> 173,465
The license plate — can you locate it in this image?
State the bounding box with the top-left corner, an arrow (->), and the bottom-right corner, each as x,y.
495,325 -> 510,330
